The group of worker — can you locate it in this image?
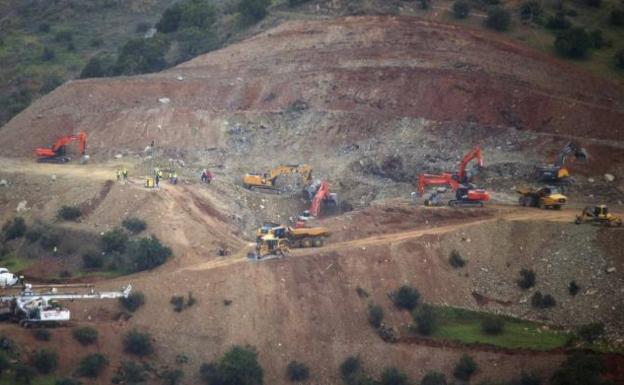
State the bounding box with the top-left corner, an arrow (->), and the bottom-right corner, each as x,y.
116,168 -> 128,182
120,166 -> 213,188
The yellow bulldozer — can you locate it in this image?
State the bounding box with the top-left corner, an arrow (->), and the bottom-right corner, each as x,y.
516,186 -> 567,209
575,205 -> 622,227
251,222 -> 330,260
243,164 -> 313,193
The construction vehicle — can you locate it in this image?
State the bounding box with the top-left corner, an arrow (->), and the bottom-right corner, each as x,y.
536,142 -> 588,184
301,180 -> 338,219
575,205 -> 622,227
0,283 -> 131,327
516,186 -> 567,209
252,223 -> 330,260
243,164 -> 313,193
418,174 -> 490,207
0,268 -> 19,288
35,132 -> 88,163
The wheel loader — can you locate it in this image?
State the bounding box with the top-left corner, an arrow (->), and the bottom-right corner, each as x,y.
575,205 -> 622,227
516,186 -> 567,209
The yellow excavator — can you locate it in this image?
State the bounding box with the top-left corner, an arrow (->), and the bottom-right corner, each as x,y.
243,164 -> 313,193
252,222 -> 330,260
575,205 -> 622,227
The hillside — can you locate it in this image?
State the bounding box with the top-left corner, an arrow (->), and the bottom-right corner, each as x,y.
0,13 -> 623,385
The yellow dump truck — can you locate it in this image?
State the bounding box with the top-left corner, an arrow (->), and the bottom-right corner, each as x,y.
252,223 -> 330,259
516,186 -> 567,209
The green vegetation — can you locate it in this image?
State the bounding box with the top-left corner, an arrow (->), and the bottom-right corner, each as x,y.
452,1 -> 471,19
101,227 -> 129,254
555,27 -> 592,58
481,315 -> 505,335
77,353 -> 108,378
392,285 -> 420,311
119,291 -> 146,312
123,330 -> 153,356
420,371 -> 447,385
239,0 -> 271,25
161,368 -> 184,385
425,306 -> 571,350
531,291 -> 556,308
367,304 -> 384,328
31,349 -> 58,374
448,250 -> 466,268
380,367 -> 410,385
412,304 -> 436,336
551,353 -> 609,385
453,354 -> 477,381
3,217 -> 26,240
56,379 -> 83,385
34,329 -> 51,342
112,361 -> 146,384
485,7 -> 512,31
122,217 -> 147,234
517,269 -> 536,289
200,345 -> 264,385
286,361 -> 310,382
568,280 -> 580,296
577,322 -> 605,344
519,0 -> 543,21
57,206 -> 82,221
72,326 -> 98,346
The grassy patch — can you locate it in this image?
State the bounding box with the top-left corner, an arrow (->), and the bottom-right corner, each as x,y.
0,374 -> 56,385
0,253 -> 35,273
427,306 -> 570,350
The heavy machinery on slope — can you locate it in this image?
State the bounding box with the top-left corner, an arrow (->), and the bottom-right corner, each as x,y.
516,186 -> 567,209
0,284 -> 132,327
252,222 -> 330,260
243,164 -> 313,193
35,132 -> 88,163
0,268 -> 20,288
536,142 -> 588,184
575,205 -> 622,227
417,147 -> 490,207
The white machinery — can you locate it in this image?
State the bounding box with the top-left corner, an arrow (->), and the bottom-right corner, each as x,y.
0,268 -> 19,288
0,284 -> 132,327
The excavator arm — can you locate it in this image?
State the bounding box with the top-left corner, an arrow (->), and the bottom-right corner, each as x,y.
554,142 -> 588,167
36,132 -> 87,162
457,146 -> 483,183
417,173 -> 459,195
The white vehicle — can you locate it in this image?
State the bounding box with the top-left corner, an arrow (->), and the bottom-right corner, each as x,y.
0,268 -> 19,288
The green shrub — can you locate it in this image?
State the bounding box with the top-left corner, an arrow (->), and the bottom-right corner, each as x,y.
177,27 -> 219,61
55,379 -> 83,385
25,227 -> 42,243
517,269 -> 536,289
113,361 -> 146,384
546,12 -> 570,29
122,217 -> 147,234
448,250 -> 465,268
156,4 -> 183,32
380,367 -> 409,385
41,47 -> 55,61
54,30 -> 74,42
589,29 -> 604,48
82,252 -> 104,269
3,217 -> 26,240
77,353 -> 108,378
392,285 -> 420,311
199,345 -> 263,385
41,74 -> 63,94
615,49 -> 624,69
515,371 -> 541,385
421,371 -> 447,385
40,230 -> 60,250
14,364 -> 36,384
72,326 -> 98,345
485,7 -> 511,31
453,354 -> 477,381
238,0 -> 270,24
531,291 -> 557,308
162,368 -> 184,385
289,0 -> 312,5
452,1 -> 471,19
101,228 -> 129,254
171,295 -> 185,312
136,22 -> 151,33
551,353 -> 606,385
128,236 -> 172,272
38,22 -> 51,33
577,322 -> 604,344
412,304 -> 436,336
57,206 -> 81,221
114,36 -> 170,75
79,55 -> 115,79
519,0 -> 542,21
584,0 -> 600,7
123,330 -> 153,356
119,291 -> 145,312
610,9 -> 624,26
31,348 -> 58,374
287,361 -> 309,382
555,27 -> 591,58
568,280 -> 580,296
481,316 -> 504,335
340,356 -> 361,379
34,329 -> 51,341
367,304 -> 384,328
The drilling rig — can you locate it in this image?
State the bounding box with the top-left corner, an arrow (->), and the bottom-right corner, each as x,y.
0,283 -> 132,327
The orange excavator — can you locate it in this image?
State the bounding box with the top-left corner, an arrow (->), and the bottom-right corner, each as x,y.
35,132 -> 87,163
417,147 -> 490,207
297,180 -> 338,226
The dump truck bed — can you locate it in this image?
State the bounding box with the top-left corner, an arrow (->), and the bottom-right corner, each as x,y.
289,227 -> 330,238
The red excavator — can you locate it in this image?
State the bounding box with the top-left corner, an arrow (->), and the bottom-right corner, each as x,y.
297,180 -> 338,226
417,147 -> 490,207
35,132 -> 87,163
